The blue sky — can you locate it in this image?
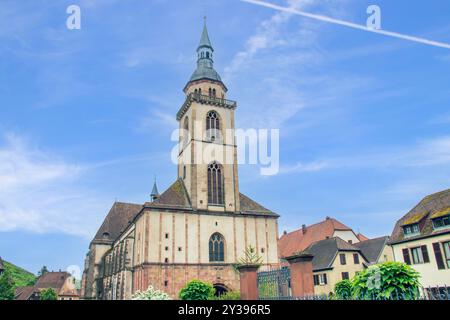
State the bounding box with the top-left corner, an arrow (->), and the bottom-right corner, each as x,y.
1,0 -> 450,276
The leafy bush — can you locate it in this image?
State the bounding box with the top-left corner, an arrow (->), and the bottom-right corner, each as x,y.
40,288 -> 58,300
210,291 -> 240,300
132,285 -> 171,300
352,262 -> 420,300
179,280 -> 215,300
334,280 -> 353,300
0,269 -> 15,300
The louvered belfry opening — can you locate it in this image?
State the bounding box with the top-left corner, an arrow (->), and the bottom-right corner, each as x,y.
208,161 -> 224,205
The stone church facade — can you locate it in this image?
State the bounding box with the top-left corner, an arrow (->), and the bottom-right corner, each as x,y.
81,23 -> 280,300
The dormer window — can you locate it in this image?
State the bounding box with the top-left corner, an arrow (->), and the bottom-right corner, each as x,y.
433,215 -> 450,229
403,224 -> 420,236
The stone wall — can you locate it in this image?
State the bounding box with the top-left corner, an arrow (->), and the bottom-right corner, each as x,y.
133,263 -> 240,298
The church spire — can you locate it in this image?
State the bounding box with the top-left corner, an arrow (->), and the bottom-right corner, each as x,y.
184,18 -> 226,92
151,178 -> 159,202
197,17 -> 213,52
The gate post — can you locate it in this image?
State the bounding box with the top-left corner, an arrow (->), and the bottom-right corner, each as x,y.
286,253 -> 314,298
236,265 -> 260,300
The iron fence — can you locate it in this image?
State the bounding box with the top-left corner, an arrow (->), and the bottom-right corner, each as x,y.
257,268 -> 291,300
266,286 -> 450,301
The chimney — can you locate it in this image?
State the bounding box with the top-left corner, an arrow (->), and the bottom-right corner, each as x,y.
283,230 -> 287,235
326,216 -> 330,220
302,224 -> 307,234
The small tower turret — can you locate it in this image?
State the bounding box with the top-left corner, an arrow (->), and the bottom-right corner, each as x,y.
150,179 -> 159,202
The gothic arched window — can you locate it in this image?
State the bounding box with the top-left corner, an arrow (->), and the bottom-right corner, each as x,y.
208,161 -> 224,205
209,233 -> 225,262
206,111 -> 220,142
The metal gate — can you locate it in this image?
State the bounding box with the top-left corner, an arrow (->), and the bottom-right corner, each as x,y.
257,268 -> 292,300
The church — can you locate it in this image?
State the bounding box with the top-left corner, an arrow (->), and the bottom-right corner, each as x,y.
81,22 -> 280,300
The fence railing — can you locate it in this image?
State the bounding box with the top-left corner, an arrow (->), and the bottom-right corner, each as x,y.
257,268 -> 291,300
276,286 -> 450,301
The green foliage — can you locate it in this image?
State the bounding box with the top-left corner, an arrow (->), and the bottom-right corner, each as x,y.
40,288 -> 58,300
132,285 -> 172,300
258,281 -> 278,299
179,280 -> 215,300
237,246 -> 263,266
210,291 -> 240,300
334,280 -> 353,300
352,262 -> 420,300
0,269 -> 15,300
38,266 -> 49,277
4,261 -> 36,288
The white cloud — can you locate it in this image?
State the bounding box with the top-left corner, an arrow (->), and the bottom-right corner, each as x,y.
278,135 -> 450,175
279,160 -> 329,174
0,133 -> 108,238
224,0 -> 316,82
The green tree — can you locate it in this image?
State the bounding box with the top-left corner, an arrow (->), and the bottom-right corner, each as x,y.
179,280 -> 215,300
40,288 -> 58,300
237,246 -> 263,266
0,269 -> 15,300
334,280 -> 353,300
37,266 -> 49,277
352,262 -> 420,300
210,291 -> 240,300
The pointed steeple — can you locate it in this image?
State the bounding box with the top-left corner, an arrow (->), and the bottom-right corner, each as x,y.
197,17 -> 213,52
184,18 -> 226,92
151,178 -> 159,202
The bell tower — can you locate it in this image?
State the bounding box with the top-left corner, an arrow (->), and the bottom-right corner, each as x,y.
176,20 -> 240,213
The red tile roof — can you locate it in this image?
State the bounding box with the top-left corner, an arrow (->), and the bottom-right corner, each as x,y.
278,218 -> 354,258
34,272 -> 70,292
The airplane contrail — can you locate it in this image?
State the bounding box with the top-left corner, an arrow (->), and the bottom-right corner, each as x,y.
241,0 -> 450,50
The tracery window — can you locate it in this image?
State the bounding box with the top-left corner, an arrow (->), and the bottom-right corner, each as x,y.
209,233 -> 225,262
207,161 -> 224,205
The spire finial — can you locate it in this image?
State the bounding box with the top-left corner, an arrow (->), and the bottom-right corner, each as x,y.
151,176 -> 159,201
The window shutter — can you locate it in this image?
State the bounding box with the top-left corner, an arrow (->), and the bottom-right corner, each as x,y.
432,243 -> 446,270
421,245 -> 430,263
313,275 -> 318,286
402,248 -> 411,265
323,274 -> 328,285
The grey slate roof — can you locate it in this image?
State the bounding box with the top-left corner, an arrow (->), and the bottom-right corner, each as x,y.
186,22 -> 224,87
145,179 -> 277,216
92,202 -> 143,244
390,188 -> 450,243
303,237 -> 361,271
353,236 -> 389,264
239,193 -> 276,216
197,22 -> 213,51
151,181 -> 159,197
147,179 -> 191,209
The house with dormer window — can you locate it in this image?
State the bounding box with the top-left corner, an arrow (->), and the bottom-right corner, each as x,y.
390,189 -> 450,287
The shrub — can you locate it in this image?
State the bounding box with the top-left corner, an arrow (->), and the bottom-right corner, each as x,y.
334,280 -> 353,300
132,285 -> 171,300
0,269 -> 15,300
179,280 -> 215,300
210,291 -> 240,300
352,262 -> 420,300
40,288 -> 58,300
